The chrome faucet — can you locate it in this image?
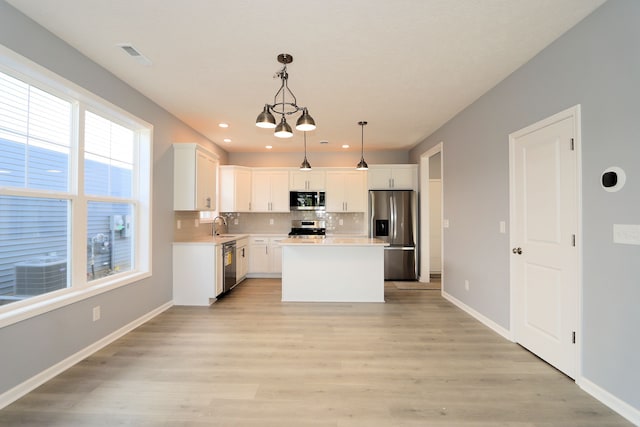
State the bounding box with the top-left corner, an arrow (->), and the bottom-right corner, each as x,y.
212,215 -> 227,236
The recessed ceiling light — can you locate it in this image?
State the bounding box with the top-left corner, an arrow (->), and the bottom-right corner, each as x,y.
342,144 -> 350,149
265,145 -> 273,149
320,140 -> 329,144
218,123 -> 229,128
223,138 -> 231,143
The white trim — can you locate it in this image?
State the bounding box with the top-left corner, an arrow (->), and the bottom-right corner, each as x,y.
0,43 -> 154,328
0,301 -> 173,410
579,377 -> 640,426
0,271 -> 152,329
442,290 -> 512,341
418,142 -> 443,283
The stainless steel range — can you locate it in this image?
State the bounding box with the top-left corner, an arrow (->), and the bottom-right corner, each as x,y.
288,220 -> 326,239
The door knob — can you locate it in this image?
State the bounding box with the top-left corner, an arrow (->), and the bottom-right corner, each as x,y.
512,247 -> 522,254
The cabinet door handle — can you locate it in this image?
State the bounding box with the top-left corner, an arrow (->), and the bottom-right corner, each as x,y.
206,197 -> 211,208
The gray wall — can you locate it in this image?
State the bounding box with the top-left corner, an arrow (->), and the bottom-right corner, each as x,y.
0,1 -> 227,394
410,0 -> 639,411
229,150 -> 410,168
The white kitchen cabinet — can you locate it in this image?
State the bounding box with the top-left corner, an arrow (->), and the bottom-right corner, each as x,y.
219,165 -> 251,212
173,143 -> 218,211
236,237 -> 249,283
367,164 -> 417,190
248,236 -> 269,273
248,235 -> 286,276
251,169 -> 289,212
325,170 -> 367,212
269,236 -> 285,274
289,170 -> 325,191
172,243 -> 223,306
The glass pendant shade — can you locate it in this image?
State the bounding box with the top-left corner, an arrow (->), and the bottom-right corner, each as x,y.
256,105 -> 276,128
295,108 -> 316,131
274,117 -> 293,138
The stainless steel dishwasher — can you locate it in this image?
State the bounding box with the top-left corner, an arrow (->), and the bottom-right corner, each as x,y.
222,241 -> 236,293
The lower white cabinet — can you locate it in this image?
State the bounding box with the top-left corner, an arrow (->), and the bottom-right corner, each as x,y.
173,243 -> 223,306
236,237 -> 249,283
248,235 -> 286,276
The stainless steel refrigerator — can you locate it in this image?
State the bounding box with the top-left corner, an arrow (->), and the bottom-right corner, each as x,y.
369,190 -> 418,281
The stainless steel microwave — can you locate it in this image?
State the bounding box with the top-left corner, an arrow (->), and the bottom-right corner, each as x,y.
289,191 -> 326,211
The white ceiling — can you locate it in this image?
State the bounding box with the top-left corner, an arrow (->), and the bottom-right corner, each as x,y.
7,0 -> 605,153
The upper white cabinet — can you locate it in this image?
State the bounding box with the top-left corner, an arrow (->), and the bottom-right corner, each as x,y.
325,170 -> 367,212
289,170 -> 326,191
219,165 -> 251,212
251,169 -> 290,212
368,164 -> 417,190
173,143 -> 218,211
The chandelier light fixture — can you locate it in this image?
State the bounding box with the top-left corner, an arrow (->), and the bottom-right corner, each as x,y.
300,132 -> 312,171
356,121 -> 369,170
256,53 -> 316,139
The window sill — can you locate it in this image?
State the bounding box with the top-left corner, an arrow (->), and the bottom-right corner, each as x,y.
0,271 -> 151,329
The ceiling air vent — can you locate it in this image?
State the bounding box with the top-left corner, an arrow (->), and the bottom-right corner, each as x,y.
117,43 -> 152,66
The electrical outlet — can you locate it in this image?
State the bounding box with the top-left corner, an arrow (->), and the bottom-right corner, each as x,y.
339,219 -> 344,226
234,218 -> 239,225
194,219 -> 199,227
269,218 -> 274,225
464,280 -> 470,291
176,220 -> 182,230
92,306 -> 101,321
443,219 -> 450,228
499,221 -> 506,234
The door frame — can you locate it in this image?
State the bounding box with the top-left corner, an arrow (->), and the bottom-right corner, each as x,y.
508,104 -> 583,380
419,142 -> 443,284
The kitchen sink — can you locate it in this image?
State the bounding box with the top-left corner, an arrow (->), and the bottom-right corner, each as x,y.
217,234 -> 235,238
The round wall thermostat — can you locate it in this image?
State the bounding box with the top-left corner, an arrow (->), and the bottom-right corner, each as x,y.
602,167 -> 625,192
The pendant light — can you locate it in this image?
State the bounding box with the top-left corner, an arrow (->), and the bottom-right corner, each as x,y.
256,54 -> 316,139
356,121 -> 368,170
300,132 -> 312,170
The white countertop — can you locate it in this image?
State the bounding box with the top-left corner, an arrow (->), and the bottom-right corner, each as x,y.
280,237 -> 388,246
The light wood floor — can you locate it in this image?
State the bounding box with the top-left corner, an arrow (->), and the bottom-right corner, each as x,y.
0,279 -> 631,426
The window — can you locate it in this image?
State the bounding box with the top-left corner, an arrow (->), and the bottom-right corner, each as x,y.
0,50 -> 151,321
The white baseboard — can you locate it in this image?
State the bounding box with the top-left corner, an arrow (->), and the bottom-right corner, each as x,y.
441,290 -> 512,341
578,377 -> 640,426
442,291 -> 639,425
0,301 -> 173,410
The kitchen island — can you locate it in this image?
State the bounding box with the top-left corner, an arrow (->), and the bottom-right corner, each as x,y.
280,237 -> 388,302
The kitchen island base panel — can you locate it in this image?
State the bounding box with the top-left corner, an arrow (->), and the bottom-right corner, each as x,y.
281,245 -> 385,302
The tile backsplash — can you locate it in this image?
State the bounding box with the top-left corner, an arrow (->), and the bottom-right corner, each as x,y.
174,210 -> 366,240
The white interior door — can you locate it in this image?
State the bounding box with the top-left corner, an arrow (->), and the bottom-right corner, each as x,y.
510,106 -> 579,379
